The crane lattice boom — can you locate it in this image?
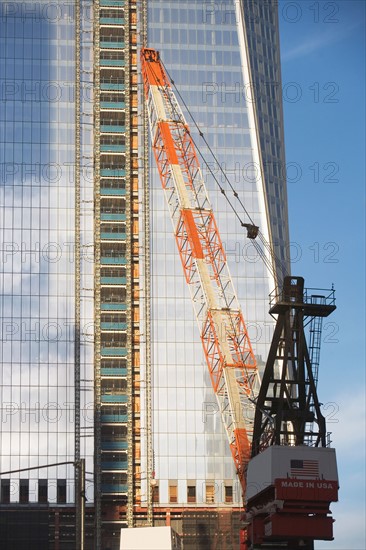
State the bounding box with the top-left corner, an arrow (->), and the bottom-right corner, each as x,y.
141,48 -> 260,488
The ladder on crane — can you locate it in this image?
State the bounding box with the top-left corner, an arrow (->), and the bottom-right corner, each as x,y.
308,294 -> 326,387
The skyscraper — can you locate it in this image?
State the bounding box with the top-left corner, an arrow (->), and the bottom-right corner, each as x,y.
0,1 -> 289,548
145,1 -> 289,547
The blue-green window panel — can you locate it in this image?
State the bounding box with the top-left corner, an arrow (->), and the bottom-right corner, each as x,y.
101,321 -> 127,329
100,144 -> 126,152
100,260 -> 126,270
100,125 -> 126,134
100,83 -> 125,91
101,303 -> 127,311
100,59 -> 126,67
100,257 -> 127,265
100,102 -> 126,110
101,188 -> 126,196
101,462 -> 128,470
100,17 -> 125,25
101,368 -> 127,377
100,213 -> 126,221
101,441 -> 128,451
100,0 -> 124,5
100,41 -> 125,49
100,169 -> 126,177
101,347 -> 128,356
100,414 -> 128,423
100,278 -> 127,286
101,484 -> 128,493
101,233 -> 126,240
101,394 -> 128,403
100,258 -> 126,266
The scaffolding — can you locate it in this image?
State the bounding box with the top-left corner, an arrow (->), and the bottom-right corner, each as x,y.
93,0 -> 141,546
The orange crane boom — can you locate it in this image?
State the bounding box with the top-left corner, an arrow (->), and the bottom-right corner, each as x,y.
141,47 -> 260,492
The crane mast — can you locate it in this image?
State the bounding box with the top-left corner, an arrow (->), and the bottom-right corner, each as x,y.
141,48 -> 261,491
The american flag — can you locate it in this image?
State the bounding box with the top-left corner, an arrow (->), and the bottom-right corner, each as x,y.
290,459 -> 319,478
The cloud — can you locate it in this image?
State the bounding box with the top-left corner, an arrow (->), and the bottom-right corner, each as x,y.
282,22 -> 362,62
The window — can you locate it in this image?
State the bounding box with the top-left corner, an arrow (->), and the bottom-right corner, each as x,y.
100,134 -> 125,146
101,405 -> 127,417
101,425 -> 127,442
225,485 -> 233,503
38,479 -> 48,503
100,110 -> 125,127
100,269 -> 126,280
20,479 -> 29,503
100,197 -> 126,214
1,480 -> 10,503
100,178 -> 126,190
100,50 -> 125,62
100,153 -> 126,169
206,484 -> 215,504
101,452 -> 127,463
101,378 -> 127,394
101,332 -> 127,348
169,484 -> 177,503
102,473 -> 127,485
101,359 -> 127,370
152,484 -> 159,503
100,8 -> 125,19
187,485 -> 196,503
100,224 -> 126,234
101,284 -> 127,303
100,28 -> 125,42
57,479 -> 66,504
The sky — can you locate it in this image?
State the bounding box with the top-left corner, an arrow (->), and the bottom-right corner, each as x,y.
278,1 -> 365,548
0,0 -> 364,541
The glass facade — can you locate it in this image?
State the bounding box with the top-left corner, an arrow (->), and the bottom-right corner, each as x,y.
0,0 -> 290,548
0,0 -> 94,504
243,1 -> 290,277
146,0 -> 289,521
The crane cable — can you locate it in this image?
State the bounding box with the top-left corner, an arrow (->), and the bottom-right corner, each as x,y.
146,62 -> 247,229
161,60 -> 289,286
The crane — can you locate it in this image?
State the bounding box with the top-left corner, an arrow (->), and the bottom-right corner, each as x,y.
141,47 -> 261,495
141,47 -> 339,550
245,276 -> 338,550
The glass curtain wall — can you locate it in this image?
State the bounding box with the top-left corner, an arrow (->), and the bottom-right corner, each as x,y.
0,0 -> 94,504
146,0 -> 288,508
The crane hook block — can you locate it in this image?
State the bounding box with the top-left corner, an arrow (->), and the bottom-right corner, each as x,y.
244,224 -> 259,239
